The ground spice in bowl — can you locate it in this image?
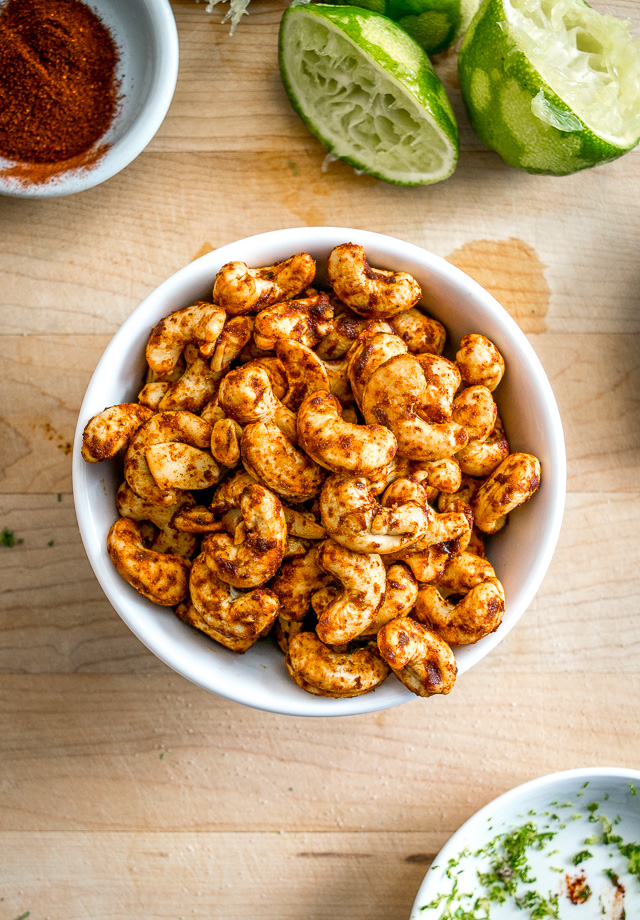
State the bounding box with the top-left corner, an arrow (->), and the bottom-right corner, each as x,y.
0,0 -> 120,184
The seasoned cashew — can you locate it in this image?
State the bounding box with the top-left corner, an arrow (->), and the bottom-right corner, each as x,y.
242,420 -> 325,503
328,243 -> 421,319
286,632 -> 389,698
367,456 -> 461,497
269,545 -> 333,621
437,474 -> 482,512
211,417 -> 243,466
253,293 -> 333,350
274,339 -> 331,411
202,482 -> 287,588
456,334 -> 505,392
377,617 -> 457,697
472,452 -> 541,534
116,481 -> 198,558
314,310 -> 376,359
189,554 -> 279,645
385,544 -> 451,584
456,416 -> 510,477
275,615 -> 306,654
452,386 -> 497,442
432,551 -> 496,593
347,329 -> 406,411
107,517 -> 190,606
283,506 -> 326,540
361,563 -> 418,636
81,404 -> 154,462
313,539 -> 386,645
146,301 -> 226,376
320,474 -> 430,554
213,253 -> 316,315
176,600 -> 256,653
124,411 -> 212,507
155,349 -> 220,413
298,391 -> 397,476
362,353 -> 468,461
218,363 -> 297,440
381,480 -> 471,550
244,356 -> 288,399
203,314 -> 254,363
414,577 -> 505,646
389,308 -> 446,356
146,442 -> 220,491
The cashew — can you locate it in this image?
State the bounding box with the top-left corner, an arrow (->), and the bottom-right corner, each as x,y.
414,577 -> 505,646
269,545 -> 333,621
432,551 -> 497,593
107,517 -> 190,606
218,362 -> 298,440
369,456 -> 462,498
472,452 -> 542,534
320,474 -> 430,554
452,386 -> 497,442
244,357 -> 288,400
314,310 -> 376,359
328,243 -> 421,319
241,420 -> 325,503
253,293 -> 334,350
211,418 -> 243,467
213,253 -> 316,315
124,411 -> 212,507
203,314 -> 254,363
202,482 -> 287,588
377,617 -> 457,697
189,553 -> 279,645
146,301 -> 226,376
384,544 -> 451,583
275,615 -> 306,654
274,339 -> 331,411
456,333 -> 505,392
297,391 -> 397,476
360,563 -> 418,636
156,350 -> 220,413
347,329 -> 406,411
175,600 -> 256,653
362,353 -> 468,461
146,442 -> 220,491
116,481 -> 198,558
456,416 -> 510,477
283,506 -> 326,540
286,632 -> 389,698
313,539 -> 386,645
389,308 -> 446,356
81,404 -> 154,462
437,474 -> 482,512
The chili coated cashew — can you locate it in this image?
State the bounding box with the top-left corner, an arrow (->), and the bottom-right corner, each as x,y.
203,314 -> 255,362
146,301 -> 226,376
81,404 -> 154,462
269,545 -> 333,621
274,339 -> 331,411
218,363 -> 297,440
202,482 -> 287,588
107,517 -> 190,606
211,417 -> 244,466
320,474 -> 430,554
388,308 -> 446,355
455,416 -> 510,477
432,551 -> 497,593
381,479 -> 472,550
297,391 -> 397,476
176,600 -> 256,653
241,420 -> 325,503
213,253 -> 316,315
377,617 -> 457,697
124,411 -> 212,507
189,554 -> 279,646
314,309 -> 376,359
313,539 -> 386,645
362,354 -> 468,461
116,481 -> 198,558
155,347 -> 220,413
384,544 -> 451,584
437,474 -> 482,512
328,243 -> 422,319
361,563 -> 418,636
414,577 -> 505,646
472,452 -> 541,534
456,334 -> 505,391
367,456 -> 462,498
347,328 -> 406,411
275,615 -> 307,654
146,442 -> 220,491
286,632 -> 390,698
283,506 -> 326,541
253,293 -> 334,350
452,386 -> 497,442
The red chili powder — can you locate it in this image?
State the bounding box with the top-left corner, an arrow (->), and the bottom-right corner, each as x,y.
0,0 -> 119,168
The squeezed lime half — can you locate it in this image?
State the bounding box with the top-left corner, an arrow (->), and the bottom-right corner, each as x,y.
279,3 -> 459,185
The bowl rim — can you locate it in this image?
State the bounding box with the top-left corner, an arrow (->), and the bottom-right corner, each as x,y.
409,765 -> 640,919
73,226 -> 567,716
0,0 -> 179,199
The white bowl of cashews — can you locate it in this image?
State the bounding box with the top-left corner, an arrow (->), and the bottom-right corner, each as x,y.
73,227 -> 566,717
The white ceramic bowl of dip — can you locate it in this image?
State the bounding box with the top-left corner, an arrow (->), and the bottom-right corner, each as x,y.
410,767 -> 640,919
73,227 -> 566,716
0,0 -> 178,198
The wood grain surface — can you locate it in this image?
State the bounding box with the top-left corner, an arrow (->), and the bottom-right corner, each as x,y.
1,1 -> 639,918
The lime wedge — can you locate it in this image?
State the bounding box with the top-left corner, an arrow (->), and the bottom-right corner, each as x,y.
278,3 -> 459,185
331,0 -> 481,54
458,0 -> 640,175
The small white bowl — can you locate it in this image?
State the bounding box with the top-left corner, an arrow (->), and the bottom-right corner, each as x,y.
73,227 -> 566,717
0,0 -> 178,198
410,767 -> 640,919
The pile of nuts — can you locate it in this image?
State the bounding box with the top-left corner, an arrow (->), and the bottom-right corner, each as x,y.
81,243 -> 541,699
